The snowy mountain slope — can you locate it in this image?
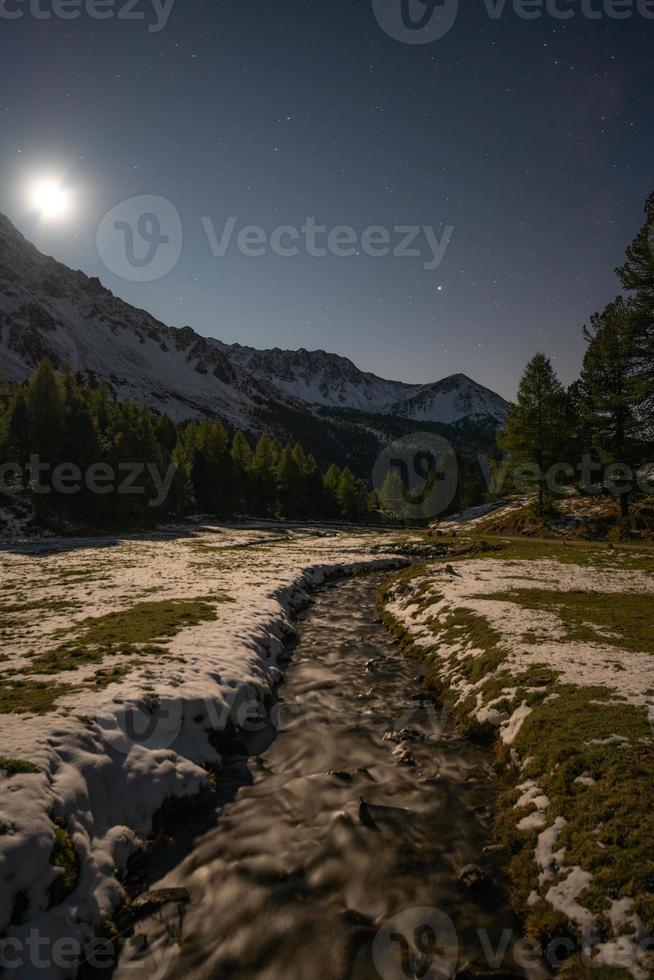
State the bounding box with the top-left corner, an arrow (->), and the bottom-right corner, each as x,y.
212,341 -> 422,412
213,342 -> 509,423
0,213 -> 508,434
388,373 -> 508,424
0,215 -> 302,429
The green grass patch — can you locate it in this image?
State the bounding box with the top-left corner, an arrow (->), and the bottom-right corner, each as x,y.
0,598 -> 79,633
0,757 -> 40,776
480,588 -> 654,654
0,599 -> 77,616
48,820 -> 80,906
0,679 -> 77,714
26,596 -> 229,674
496,685 -> 654,940
439,534 -> 654,573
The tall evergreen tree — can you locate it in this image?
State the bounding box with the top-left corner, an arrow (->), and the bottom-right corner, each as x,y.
155,414 -> 178,454
615,189 -> 654,439
380,470 -> 408,522
498,353 -> 569,515
276,444 -> 301,519
578,297 -> 643,518
26,359 -> 65,467
323,464 -> 342,519
337,467 -> 369,522
303,453 -> 324,518
187,419 -> 233,515
60,367 -> 103,523
231,430 -> 254,513
5,392 -> 30,488
252,432 -> 278,516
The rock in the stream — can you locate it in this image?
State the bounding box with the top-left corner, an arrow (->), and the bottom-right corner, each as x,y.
131,888 -> 190,913
458,864 -> 487,890
358,797 -> 379,830
328,770 -> 353,782
382,728 -> 426,744
392,745 -> 417,767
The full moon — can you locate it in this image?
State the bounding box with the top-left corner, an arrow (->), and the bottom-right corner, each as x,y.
30,179 -> 70,220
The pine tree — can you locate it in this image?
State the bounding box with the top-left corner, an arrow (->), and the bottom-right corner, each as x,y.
5,392 -> 30,488
303,453 -> 324,519
276,444 -> 301,519
578,297 -> 643,518
337,467 -> 369,522
498,353 -> 569,515
155,414 -> 178,454
615,190 -> 654,439
231,430 -> 254,513
168,443 -> 195,516
323,464 -> 342,519
187,419 -> 233,515
60,368 -> 103,523
380,470 -> 407,521
253,432 -> 278,516
26,359 -> 65,468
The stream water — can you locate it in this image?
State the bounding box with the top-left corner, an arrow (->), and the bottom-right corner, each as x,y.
110,574 -> 544,980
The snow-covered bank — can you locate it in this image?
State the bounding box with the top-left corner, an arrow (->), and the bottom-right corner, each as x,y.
379,543 -> 654,980
0,524 -> 406,977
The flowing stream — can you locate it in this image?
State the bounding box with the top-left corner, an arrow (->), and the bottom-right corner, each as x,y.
109,574 -> 544,980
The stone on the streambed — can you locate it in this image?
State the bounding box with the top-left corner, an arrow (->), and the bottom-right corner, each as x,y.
358,797 -> 379,830
328,770 -> 353,782
392,745 -> 417,767
382,728 -> 426,744
131,887 -> 190,912
458,864 -> 487,890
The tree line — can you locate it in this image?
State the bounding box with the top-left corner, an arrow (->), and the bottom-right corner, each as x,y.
499,190 -> 654,521
0,362 -> 377,529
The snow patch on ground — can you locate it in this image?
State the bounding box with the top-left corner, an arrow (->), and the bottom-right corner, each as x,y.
0,523 -> 406,977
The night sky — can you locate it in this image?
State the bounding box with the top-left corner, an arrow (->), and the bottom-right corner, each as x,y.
1,0 -> 653,400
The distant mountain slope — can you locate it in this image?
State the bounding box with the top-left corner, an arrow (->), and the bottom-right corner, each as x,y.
213,341 -> 420,413
388,373 -> 508,424
0,214 -> 303,430
213,344 -> 508,424
0,214 -> 508,449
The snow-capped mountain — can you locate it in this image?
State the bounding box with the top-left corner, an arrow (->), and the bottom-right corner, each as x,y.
212,341 -> 421,413
213,343 -> 507,424
388,374 -> 508,424
0,213 -> 508,437
0,214 -> 303,430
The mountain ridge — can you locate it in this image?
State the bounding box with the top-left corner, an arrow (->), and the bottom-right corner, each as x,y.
0,213 -> 509,440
